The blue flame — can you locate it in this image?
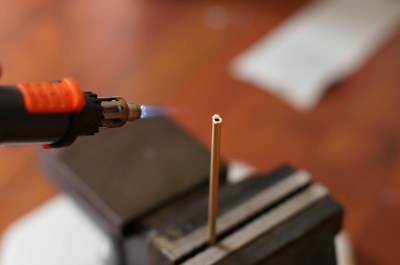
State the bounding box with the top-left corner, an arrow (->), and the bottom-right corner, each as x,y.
140,105 -> 167,119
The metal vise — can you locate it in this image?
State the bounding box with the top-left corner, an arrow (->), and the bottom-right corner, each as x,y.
40,117 -> 343,265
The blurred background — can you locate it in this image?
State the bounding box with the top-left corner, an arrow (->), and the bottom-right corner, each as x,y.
0,0 -> 399,264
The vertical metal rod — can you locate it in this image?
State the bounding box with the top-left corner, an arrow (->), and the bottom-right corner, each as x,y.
208,114 -> 222,245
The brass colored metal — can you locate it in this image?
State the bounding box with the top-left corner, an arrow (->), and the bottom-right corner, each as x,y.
127,102 -> 141,121
208,114 -> 222,245
100,97 -> 141,128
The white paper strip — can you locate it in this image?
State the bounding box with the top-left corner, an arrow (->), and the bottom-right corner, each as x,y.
231,0 -> 400,110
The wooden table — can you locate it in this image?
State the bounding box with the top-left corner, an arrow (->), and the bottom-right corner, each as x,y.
1,1 -> 399,264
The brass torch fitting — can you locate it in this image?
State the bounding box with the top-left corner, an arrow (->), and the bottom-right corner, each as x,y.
99,97 -> 141,128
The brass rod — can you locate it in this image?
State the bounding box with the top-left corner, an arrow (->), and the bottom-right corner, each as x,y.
208,114 -> 222,245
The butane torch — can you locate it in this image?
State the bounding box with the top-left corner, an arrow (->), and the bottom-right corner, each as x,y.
0,78 -> 143,148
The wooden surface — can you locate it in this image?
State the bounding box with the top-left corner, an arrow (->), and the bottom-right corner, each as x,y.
0,0 -> 399,264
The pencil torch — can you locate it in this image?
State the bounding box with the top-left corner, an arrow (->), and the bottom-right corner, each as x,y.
0,78 -> 144,148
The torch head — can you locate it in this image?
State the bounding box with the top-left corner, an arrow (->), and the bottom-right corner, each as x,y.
99,97 -> 142,128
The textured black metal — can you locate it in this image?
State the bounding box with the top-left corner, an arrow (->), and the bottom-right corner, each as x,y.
40,117 -> 226,237
142,166 -> 342,265
221,197 -> 342,265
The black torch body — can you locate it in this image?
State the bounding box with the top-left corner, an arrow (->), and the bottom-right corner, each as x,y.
0,78 -> 141,148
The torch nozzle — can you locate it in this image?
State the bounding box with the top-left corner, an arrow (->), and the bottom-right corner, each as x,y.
127,102 -> 142,121
99,97 -> 142,128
